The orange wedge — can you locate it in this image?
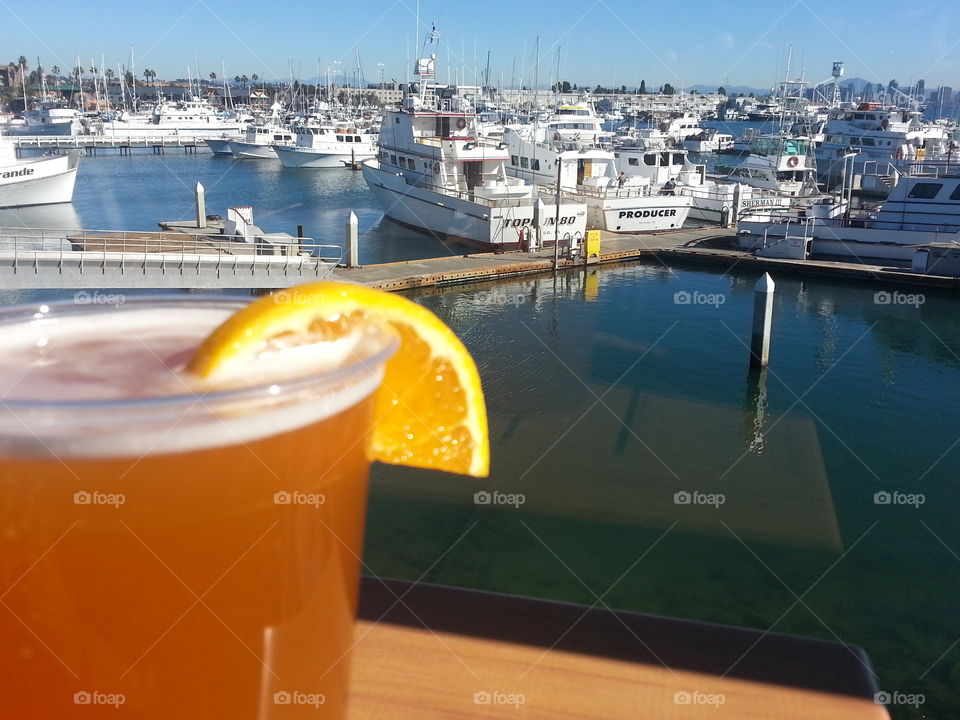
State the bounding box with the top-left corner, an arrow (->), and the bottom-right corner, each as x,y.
187,281 -> 488,477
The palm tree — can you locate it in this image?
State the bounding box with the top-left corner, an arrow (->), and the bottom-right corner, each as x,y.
104,68 -> 115,82
234,75 -> 241,83
209,72 -> 217,81
251,73 -> 258,84
142,69 -> 156,85
17,56 -> 27,71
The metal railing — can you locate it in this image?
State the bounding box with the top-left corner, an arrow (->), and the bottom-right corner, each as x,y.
0,226 -> 342,274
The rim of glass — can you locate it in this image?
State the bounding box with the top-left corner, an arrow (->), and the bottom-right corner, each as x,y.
0,295 -> 399,416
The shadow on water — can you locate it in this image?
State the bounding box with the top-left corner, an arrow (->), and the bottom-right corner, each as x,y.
366,262 -> 960,719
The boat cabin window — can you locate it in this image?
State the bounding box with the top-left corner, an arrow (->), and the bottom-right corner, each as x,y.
908,183 -> 943,199
520,157 -> 529,169
380,151 -> 388,161
660,152 -> 672,166
390,154 -> 397,165
644,154 -> 657,166
628,157 -> 639,166
532,159 -> 541,171
511,155 -> 519,166
950,185 -> 960,201
336,136 -> 344,142
672,153 -> 684,165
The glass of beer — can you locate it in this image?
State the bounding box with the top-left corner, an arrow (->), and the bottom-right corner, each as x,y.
0,296 -> 397,718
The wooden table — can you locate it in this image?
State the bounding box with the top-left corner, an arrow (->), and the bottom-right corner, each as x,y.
350,578 -> 889,719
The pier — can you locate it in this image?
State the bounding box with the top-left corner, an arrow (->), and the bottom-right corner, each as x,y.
10,135 -> 212,155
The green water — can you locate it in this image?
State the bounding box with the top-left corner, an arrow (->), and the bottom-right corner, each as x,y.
365,262 -> 960,719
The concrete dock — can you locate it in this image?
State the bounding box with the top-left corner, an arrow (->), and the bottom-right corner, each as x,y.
337,227 -> 960,293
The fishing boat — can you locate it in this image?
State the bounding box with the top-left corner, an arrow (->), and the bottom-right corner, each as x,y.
99,96 -> 249,138
228,123 -> 295,159
0,135 -> 79,208
502,127 -> 691,233
3,100 -> 83,136
361,37 -> 586,249
682,128 -> 735,153
714,134 -> 819,196
273,124 -> 377,168
737,174 -> 960,262
615,140 -> 791,223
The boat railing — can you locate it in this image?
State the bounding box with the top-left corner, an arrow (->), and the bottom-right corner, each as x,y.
406,178 -> 537,209
747,213 -> 960,235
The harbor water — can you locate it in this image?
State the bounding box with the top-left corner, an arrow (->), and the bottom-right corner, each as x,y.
3,152 -> 957,717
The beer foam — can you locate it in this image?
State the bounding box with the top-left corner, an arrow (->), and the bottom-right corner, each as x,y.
0,304 -> 390,458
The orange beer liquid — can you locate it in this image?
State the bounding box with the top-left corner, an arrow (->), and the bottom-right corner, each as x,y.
0,302 -> 387,718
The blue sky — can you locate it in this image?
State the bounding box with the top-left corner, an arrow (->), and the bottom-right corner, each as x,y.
3,0 -> 959,90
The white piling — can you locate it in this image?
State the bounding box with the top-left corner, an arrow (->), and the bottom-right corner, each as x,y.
750,272 -> 775,367
729,183 -> 742,229
195,182 -> 206,229
345,211 -> 359,267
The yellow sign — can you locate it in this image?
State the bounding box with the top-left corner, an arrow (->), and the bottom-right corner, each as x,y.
586,230 -> 601,259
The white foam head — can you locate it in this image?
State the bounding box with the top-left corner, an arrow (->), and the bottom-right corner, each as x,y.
0,299 -> 395,458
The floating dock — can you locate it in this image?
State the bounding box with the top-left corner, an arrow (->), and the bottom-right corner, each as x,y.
337,227 -> 960,293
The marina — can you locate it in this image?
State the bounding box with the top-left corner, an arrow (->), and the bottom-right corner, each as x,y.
3,8 -> 960,719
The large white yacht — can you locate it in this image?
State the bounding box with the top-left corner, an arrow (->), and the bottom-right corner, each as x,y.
4,101 -> 83,136
0,134 -> 79,208
361,46 -> 586,249
541,99 -> 612,146
227,114 -> 295,159
274,123 -> 377,168
815,103 -> 951,183
99,96 -> 249,138
503,127 -> 691,233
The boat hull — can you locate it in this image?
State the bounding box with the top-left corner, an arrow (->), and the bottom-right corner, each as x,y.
3,120 -> 79,137
0,153 -> 79,208
275,145 -> 377,169
204,138 -> 234,155
362,161 -> 586,248
228,141 -> 279,160
588,193 -> 691,233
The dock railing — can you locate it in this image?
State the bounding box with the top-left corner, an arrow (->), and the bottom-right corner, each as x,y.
0,226 -> 343,289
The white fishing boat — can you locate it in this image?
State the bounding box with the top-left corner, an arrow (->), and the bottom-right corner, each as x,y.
228,123 -> 295,159
715,135 -> 819,196
503,127 -> 691,233
541,99 -> 613,147
273,124 -> 377,168
0,135 -> 79,208
682,128 -> 735,153
3,101 -> 83,136
99,96 -> 249,138
737,174 -> 960,262
361,38 -> 586,249
815,103 -> 951,184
